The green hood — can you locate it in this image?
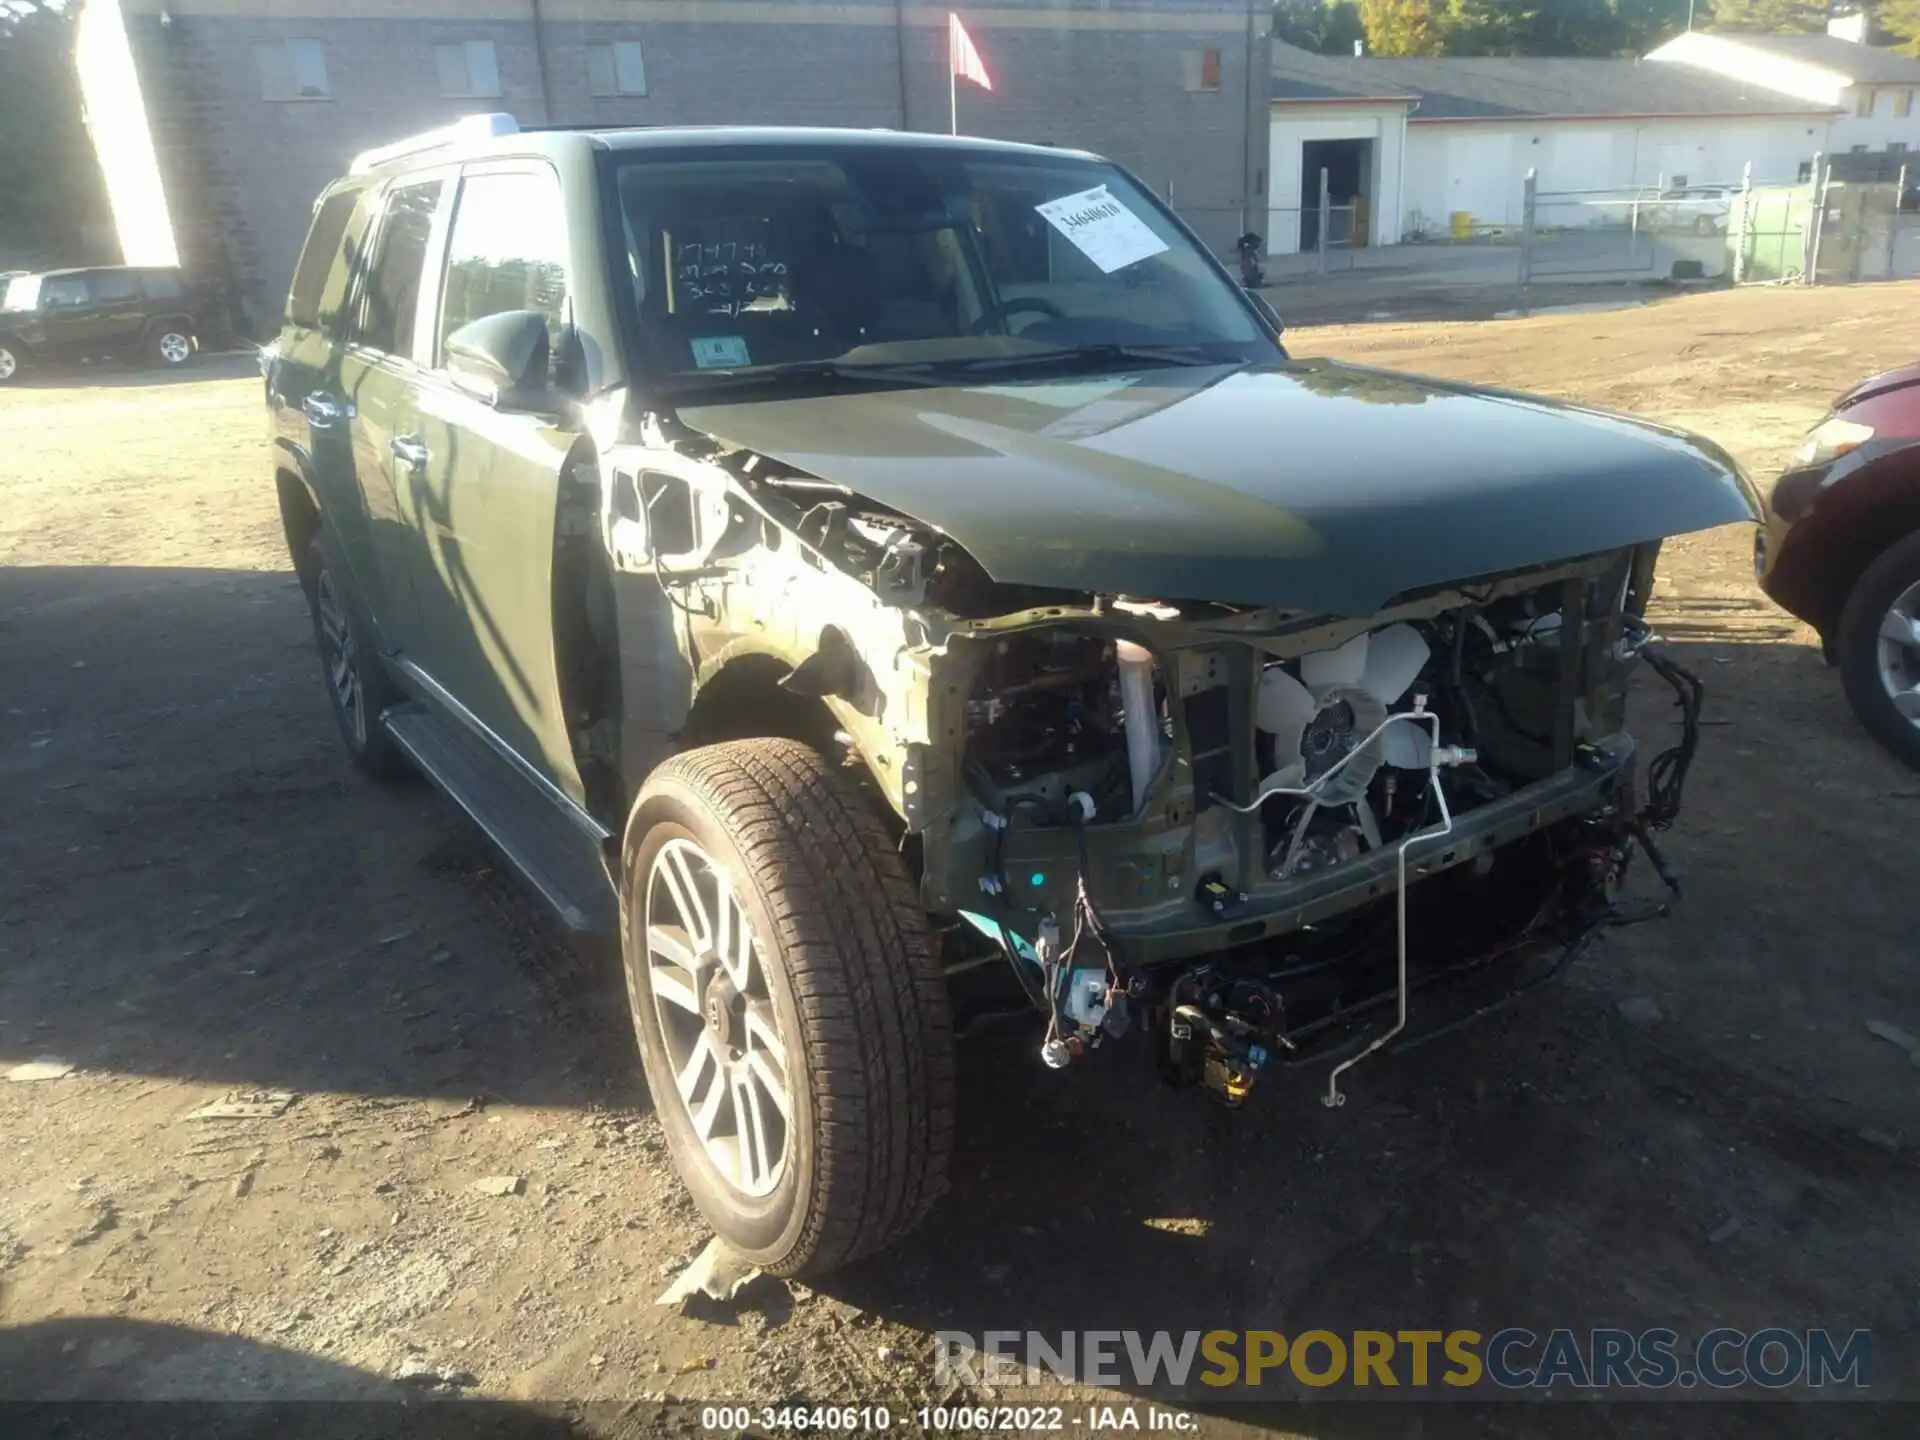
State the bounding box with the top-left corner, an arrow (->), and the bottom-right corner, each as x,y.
679,359 -> 1759,615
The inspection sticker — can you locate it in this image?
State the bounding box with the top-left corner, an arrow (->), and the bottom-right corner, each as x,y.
690,334 -> 751,369
1034,185 -> 1169,273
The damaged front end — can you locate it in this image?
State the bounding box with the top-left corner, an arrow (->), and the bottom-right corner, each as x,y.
921,547 -> 1701,1108
593,398 -> 1715,1108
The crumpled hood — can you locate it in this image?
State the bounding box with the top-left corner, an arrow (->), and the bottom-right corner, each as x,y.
678,359 -> 1759,616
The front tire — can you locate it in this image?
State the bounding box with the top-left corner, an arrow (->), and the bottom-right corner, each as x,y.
0,341 -> 22,384
303,532 -> 411,782
621,739 -> 955,1276
1836,529 -> 1920,771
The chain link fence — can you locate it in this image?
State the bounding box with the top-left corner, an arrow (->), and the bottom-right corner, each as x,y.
1244,156 -> 1920,303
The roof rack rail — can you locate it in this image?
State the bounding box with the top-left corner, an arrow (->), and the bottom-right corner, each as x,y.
349,112 -> 519,175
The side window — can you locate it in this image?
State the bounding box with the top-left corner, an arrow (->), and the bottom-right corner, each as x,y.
41,276 -> 89,308
143,272 -> 183,302
91,272 -> 140,302
287,188 -> 358,328
350,181 -> 443,359
437,168 -> 568,367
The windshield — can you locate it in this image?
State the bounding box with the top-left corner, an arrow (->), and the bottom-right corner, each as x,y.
1,274 -> 40,311
606,147 -> 1277,387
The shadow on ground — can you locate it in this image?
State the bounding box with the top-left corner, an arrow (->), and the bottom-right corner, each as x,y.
4,561 -> 1917,1428
0,351 -> 258,392
0,1318 -> 579,1437
0,563 -> 636,1110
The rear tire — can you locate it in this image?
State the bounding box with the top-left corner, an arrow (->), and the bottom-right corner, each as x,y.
150,327 -> 194,368
1836,529 -> 1920,772
303,532 -> 411,782
0,341 -> 21,384
620,738 -> 954,1276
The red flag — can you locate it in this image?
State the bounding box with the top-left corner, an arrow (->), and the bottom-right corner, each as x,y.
950,13 -> 992,91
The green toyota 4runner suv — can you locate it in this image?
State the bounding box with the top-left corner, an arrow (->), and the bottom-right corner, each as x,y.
267,115 -> 1757,1276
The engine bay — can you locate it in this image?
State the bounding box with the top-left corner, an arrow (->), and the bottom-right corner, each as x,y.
933,548 -> 1698,1105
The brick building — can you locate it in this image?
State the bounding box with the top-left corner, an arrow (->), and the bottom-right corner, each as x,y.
76,0 -> 1273,334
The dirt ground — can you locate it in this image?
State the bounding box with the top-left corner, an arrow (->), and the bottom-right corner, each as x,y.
3,286 -> 1918,1436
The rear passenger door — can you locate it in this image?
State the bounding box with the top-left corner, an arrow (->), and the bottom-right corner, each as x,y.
86,270 -> 147,354
271,186 -> 371,598
337,175 -> 449,658
406,162 -> 581,792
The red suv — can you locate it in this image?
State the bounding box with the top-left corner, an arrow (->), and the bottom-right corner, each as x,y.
1757,363 -> 1920,767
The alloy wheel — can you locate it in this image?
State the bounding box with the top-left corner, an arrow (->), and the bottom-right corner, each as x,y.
313,569 -> 366,746
1876,578 -> 1920,730
643,837 -> 793,1198
0,346 -> 16,381
158,332 -> 192,364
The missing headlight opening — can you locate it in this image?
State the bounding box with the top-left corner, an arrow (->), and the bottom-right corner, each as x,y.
943,552 -> 1699,1108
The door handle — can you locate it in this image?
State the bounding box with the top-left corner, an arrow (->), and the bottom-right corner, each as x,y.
390,436 -> 430,468
303,393 -> 351,426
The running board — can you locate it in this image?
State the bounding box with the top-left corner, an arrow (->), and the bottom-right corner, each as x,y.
383,704 -> 618,935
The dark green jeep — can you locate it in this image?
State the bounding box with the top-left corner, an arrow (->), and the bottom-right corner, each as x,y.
266,115 -> 1756,1276
0,266 -> 202,382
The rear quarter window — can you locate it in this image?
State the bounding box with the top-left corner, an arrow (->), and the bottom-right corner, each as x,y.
287,188 -> 360,329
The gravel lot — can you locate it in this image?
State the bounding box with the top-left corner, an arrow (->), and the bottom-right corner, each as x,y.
3,286 -> 1918,1436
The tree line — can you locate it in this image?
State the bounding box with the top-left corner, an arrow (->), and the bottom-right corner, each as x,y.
1275,1 -> 1920,57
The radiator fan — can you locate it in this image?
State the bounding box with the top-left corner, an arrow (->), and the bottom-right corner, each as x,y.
1255,623 -> 1431,805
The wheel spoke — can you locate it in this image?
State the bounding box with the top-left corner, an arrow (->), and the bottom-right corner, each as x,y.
744,1048 -> 791,1123
1891,684 -> 1920,720
676,1029 -> 720,1104
731,1065 -> 773,1192
1879,609 -> 1920,652
719,891 -> 754,991
744,1002 -> 787,1072
646,923 -> 700,973
658,843 -> 711,951
647,960 -> 701,1017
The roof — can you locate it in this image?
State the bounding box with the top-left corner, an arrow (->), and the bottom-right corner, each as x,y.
1271,43 -> 1839,120
1270,45 -> 1420,104
354,122 -> 1104,176
588,126 -> 1098,159
1700,32 -> 1920,85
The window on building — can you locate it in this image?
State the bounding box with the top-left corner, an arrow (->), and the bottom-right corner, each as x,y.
1855,87 -> 1876,117
434,40 -> 501,99
256,39 -> 330,100
287,189 -> 360,327
587,41 -> 647,97
1897,89 -> 1914,119
1891,141 -> 1910,154
1851,143 -> 1869,153
1182,48 -> 1222,93
90,271 -> 140,302
438,168 -> 569,369
351,181 -> 443,359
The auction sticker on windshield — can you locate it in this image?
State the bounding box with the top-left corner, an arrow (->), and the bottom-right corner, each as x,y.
1035,185 -> 1169,273
691,335 -> 752,369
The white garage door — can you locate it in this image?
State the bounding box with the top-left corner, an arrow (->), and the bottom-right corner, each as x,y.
1544,130 -> 1614,193
1445,131 -> 1519,225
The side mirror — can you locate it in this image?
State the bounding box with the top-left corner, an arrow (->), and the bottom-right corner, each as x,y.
444,309 -> 559,412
